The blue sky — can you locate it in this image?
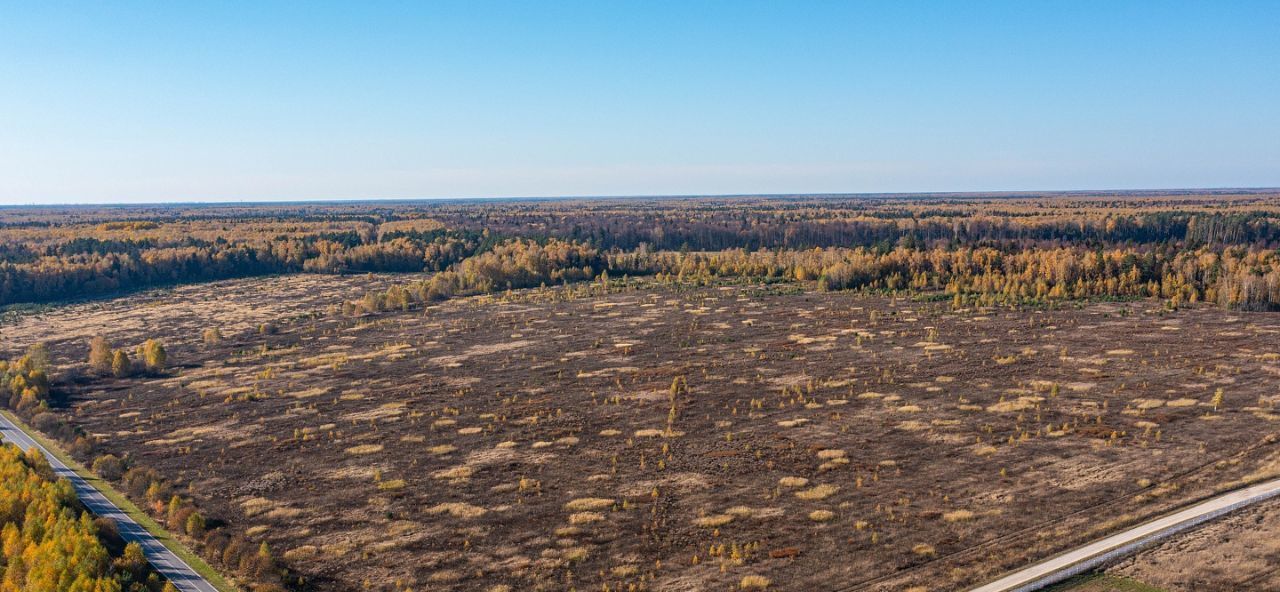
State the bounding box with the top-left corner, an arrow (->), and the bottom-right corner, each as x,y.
1,1 -> 1277,204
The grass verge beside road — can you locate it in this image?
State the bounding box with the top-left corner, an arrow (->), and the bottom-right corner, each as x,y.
1049,574 -> 1168,592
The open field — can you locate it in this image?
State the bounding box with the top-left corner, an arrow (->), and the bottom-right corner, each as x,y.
0,273 -> 411,354
6,273 -> 1280,591
4,0 -> 1278,585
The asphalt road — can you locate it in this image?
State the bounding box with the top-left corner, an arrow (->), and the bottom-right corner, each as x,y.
0,412 -> 222,592
968,477 -> 1280,592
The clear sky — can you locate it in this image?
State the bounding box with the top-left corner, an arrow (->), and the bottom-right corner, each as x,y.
2,1 -> 1278,204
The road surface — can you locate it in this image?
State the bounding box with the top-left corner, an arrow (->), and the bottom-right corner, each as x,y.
0,412 -> 222,592
969,477 -> 1280,592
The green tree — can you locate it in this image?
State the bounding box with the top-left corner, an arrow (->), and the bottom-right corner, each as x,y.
167,495 -> 184,526
185,511 -> 206,538
139,340 -> 167,372
112,350 -> 132,378
114,541 -> 147,581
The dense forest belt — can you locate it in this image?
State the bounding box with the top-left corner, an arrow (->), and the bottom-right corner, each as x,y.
5,194 -> 1280,308
0,223 -> 489,306
349,241 -> 1280,315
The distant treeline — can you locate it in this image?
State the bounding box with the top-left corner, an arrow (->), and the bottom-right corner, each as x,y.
347,238 -> 604,313
609,244 -> 1280,310
441,209 -> 1280,251
0,221 -> 493,305
6,195 -> 1280,310
352,239 -> 1280,313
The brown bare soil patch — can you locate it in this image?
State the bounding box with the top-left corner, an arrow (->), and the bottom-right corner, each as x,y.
8,277 -> 1280,591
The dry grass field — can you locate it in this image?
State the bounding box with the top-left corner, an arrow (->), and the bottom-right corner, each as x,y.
0,273 -> 410,353
1097,497 -> 1280,590
6,275 -> 1280,591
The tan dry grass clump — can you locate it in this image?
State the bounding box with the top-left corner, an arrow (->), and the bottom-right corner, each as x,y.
943,509 -> 975,522
432,466 -> 474,480
282,545 -> 317,561
740,575 -> 771,590
377,479 -> 406,491
428,570 -> 463,583
569,512 -> 605,525
611,566 -> 639,577
426,502 -> 487,519
265,507 -> 303,520
779,476 -> 809,488
564,497 -> 614,511
986,397 -> 1040,413
694,514 -> 734,527
345,444 -> 383,455
795,484 -> 839,500
809,510 -> 835,522
240,497 -> 275,517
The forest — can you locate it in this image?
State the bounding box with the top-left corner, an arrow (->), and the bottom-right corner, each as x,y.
4,190 -> 1280,310
0,438 -> 169,592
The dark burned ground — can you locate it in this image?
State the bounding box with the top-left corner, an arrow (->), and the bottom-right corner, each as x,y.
7,277 -> 1280,592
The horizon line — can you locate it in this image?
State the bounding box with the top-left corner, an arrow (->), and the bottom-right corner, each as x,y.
4,186 -> 1280,208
